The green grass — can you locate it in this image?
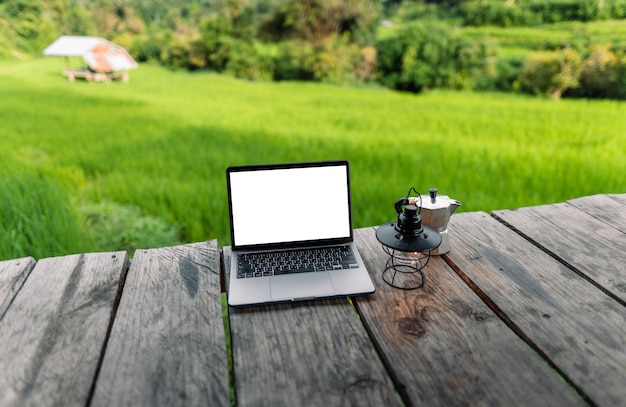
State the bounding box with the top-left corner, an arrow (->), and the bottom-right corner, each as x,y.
1,57 -> 625,260
0,158 -> 92,259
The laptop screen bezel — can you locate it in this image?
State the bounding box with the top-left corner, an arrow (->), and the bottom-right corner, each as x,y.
226,160 -> 355,251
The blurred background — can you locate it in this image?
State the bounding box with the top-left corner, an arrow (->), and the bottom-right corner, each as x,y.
1,0 -> 625,260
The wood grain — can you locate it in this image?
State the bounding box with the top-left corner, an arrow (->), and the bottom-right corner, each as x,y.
0,257 -> 36,321
91,241 -> 229,407
353,226 -> 586,407
447,212 -> 626,407
567,194 -> 626,233
0,252 -> 128,407
493,199 -> 626,302
224,247 -> 401,407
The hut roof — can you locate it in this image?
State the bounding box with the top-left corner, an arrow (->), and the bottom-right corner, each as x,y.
43,35 -> 138,72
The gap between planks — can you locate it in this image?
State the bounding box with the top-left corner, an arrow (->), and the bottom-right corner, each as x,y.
441,252 -> 596,407
490,212 -> 626,308
86,258 -> 132,406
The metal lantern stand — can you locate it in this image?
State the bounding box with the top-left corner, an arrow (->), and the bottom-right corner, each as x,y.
379,245 -> 434,290
376,193 -> 442,290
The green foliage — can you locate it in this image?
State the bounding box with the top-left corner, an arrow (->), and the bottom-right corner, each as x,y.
273,34 -> 365,83
461,0 -> 539,27
157,6 -> 275,79
161,38 -> 194,69
526,0 -> 609,23
130,30 -> 171,62
224,39 -> 274,80
388,1 -> 453,22
80,201 -> 181,253
3,0 -> 626,99
491,54 -> 526,92
460,0 -> 626,27
311,35 -> 362,83
376,21 -> 492,92
574,45 -> 626,98
259,0 -> 380,46
519,48 -> 583,98
0,0 -> 55,54
199,12 -> 234,70
152,0 -> 380,79
272,40 -> 317,81
461,20 -> 626,98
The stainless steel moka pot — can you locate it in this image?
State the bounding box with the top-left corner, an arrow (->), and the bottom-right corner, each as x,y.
411,188 -> 461,255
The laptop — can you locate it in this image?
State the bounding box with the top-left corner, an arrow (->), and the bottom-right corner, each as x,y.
226,160 -> 376,306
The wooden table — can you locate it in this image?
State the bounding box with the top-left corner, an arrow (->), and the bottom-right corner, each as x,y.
0,194 -> 624,406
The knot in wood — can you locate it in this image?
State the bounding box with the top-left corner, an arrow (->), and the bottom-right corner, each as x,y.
397,317 -> 426,337
472,311 -> 491,321
344,376 -> 378,393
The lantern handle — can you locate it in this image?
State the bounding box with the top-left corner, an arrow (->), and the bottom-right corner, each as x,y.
394,198 -> 408,215
394,187 -> 422,215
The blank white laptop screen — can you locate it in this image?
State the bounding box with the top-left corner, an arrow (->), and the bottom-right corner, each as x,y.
229,164 -> 351,247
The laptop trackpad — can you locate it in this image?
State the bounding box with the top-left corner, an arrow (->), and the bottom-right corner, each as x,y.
271,272 -> 334,301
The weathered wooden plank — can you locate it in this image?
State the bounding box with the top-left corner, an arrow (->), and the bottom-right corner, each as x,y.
446,212 -> 626,407
0,251 -> 128,407
91,241 -> 229,407
493,200 -> 626,302
353,226 -> 586,407
0,257 -> 36,321
567,194 -> 626,233
608,193 -> 626,206
224,247 -> 401,407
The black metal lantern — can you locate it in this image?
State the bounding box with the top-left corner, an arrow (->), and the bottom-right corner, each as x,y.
376,188 -> 442,289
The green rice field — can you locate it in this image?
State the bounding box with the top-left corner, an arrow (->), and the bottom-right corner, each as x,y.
1,58 -> 625,260
380,18 -> 626,56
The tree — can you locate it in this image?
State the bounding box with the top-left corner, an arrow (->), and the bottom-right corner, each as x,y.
92,0 -> 145,37
520,49 -> 582,99
578,45 -> 626,99
376,21 -> 490,93
260,0 -> 379,46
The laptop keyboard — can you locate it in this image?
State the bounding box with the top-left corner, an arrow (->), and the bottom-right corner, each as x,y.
237,245 -> 358,279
